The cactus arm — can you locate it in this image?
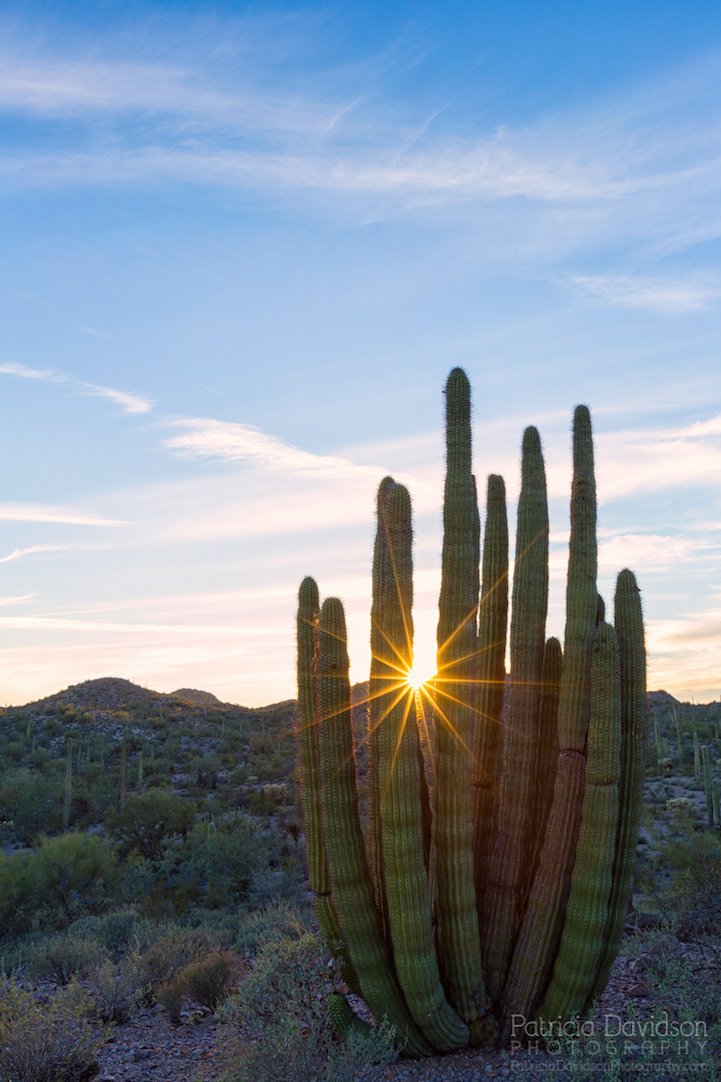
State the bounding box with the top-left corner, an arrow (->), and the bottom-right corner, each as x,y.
376,481 -> 469,1051
432,367 -> 491,1042
537,622 -> 621,1021
585,569 -> 646,1008
482,426 -> 549,999
472,474 -> 509,902
295,577 -> 354,981
317,597 -> 432,1058
501,405 -> 598,1026
532,636 -> 562,866
368,477 -> 396,927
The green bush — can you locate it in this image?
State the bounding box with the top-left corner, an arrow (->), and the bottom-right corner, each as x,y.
69,907 -> 140,959
0,768 -> 62,843
153,812 -> 287,913
26,932 -> 108,984
106,788 -> 196,858
664,830 -> 721,935
86,958 -> 143,1023
29,832 -> 121,927
181,950 -> 236,1010
0,980 -> 105,1082
131,925 -> 218,994
0,832 -> 121,938
218,931 -> 396,1082
156,971 -> 185,1024
233,899 -> 313,956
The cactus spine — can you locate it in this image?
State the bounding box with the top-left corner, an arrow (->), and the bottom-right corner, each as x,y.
295,373 -> 646,1054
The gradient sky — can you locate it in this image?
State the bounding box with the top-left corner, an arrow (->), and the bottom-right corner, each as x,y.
1,1 -> 720,706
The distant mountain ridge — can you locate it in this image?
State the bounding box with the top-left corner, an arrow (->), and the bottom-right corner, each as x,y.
15,677 -> 235,714
11,676 -> 717,720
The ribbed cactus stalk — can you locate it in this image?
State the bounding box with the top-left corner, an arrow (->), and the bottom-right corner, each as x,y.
371,479 -> 468,1051
702,745 -> 714,827
537,622 -> 621,1021
501,405 -> 599,1025
62,740 -> 73,829
317,596 -> 430,1057
586,568 -> 646,1008
295,372 -> 646,1056
294,577 -> 348,968
432,368 -> 491,1043
482,426 -> 548,999
472,474 -> 508,904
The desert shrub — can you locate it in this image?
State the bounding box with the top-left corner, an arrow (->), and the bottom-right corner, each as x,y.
0,979 -> 105,1082
218,932 -> 396,1082
156,972 -> 185,1024
0,767 -> 62,844
70,907 -> 140,958
154,812 -> 276,912
26,932 -> 108,984
665,830 -> 721,935
181,950 -> 236,1010
132,925 -> 219,995
106,788 -> 196,859
29,832 -> 121,927
86,958 -> 143,1023
233,899 -> 313,956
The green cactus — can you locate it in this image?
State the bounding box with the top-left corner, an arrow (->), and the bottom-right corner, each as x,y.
702,745 -> 714,827
537,622 -> 621,1021
62,740 -> 73,829
472,474 -> 508,909
482,426 -> 548,1000
295,372 -> 645,1055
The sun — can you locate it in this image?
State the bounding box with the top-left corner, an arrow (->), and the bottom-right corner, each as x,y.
404,664 -> 432,692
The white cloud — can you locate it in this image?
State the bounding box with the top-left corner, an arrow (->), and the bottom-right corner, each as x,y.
76,382 -> 152,415
164,417 -> 382,479
0,543 -> 117,564
0,503 -> 128,527
568,274 -> 721,314
1,31 -> 721,266
0,361 -> 58,380
0,360 -> 152,415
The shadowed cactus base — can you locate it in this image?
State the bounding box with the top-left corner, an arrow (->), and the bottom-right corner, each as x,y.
295,369 -> 646,1057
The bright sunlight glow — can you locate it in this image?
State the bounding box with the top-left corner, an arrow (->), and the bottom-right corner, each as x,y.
405,664 -> 433,692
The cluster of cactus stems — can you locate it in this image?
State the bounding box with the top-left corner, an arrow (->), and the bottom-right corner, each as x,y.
295,369 -> 646,1055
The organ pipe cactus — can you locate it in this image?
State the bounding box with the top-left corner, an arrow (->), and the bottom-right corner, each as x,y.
295,369 -> 646,1056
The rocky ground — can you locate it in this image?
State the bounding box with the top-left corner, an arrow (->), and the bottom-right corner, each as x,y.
92,937 -> 681,1082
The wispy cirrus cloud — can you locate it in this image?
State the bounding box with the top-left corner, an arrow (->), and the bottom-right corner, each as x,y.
0,543 -> 118,564
0,361 -> 152,415
1,30 -> 721,249
163,416 -> 422,485
0,502 -> 128,527
568,273 -> 721,313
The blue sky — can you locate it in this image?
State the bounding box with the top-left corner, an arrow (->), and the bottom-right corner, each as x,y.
1,1 -> 720,705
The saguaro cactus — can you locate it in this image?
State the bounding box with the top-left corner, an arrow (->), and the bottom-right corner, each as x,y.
295,370 -> 646,1055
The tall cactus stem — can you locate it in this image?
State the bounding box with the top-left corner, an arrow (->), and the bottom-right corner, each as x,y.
317,597 -> 431,1057
472,474 -> 509,906
533,636 -> 563,866
432,368 -> 491,1043
482,426 -> 549,999
500,405 -> 598,1025
585,568 -> 646,1008
537,622 -> 621,1022
295,577 -> 352,979
702,746 -> 714,827
375,481 -> 469,1051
